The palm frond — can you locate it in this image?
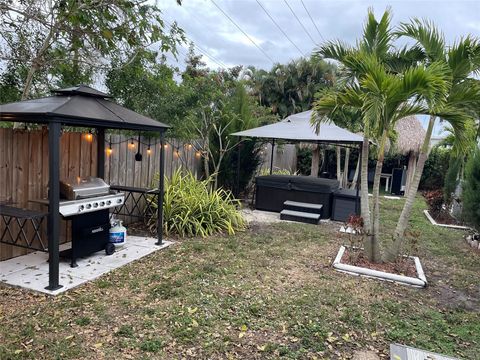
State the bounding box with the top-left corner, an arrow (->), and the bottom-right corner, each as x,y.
448,36 -> 480,81
395,18 -> 445,61
360,8 -> 394,59
313,40 -> 354,62
385,45 -> 426,73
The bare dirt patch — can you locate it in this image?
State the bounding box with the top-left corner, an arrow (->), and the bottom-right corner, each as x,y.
342,248 -> 417,278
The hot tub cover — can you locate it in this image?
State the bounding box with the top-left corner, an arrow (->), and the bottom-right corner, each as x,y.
256,175 -> 339,193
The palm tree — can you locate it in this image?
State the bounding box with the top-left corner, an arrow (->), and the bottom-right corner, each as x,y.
384,20 -> 480,261
312,9 -> 397,261
314,51 -> 449,261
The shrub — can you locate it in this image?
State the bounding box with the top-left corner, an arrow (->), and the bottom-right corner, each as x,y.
423,189 -> 444,213
443,156 -> 461,203
462,147 -> 480,231
148,169 -> 245,237
216,139 -> 261,196
419,146 -> 451,190
296,147 -> 312,175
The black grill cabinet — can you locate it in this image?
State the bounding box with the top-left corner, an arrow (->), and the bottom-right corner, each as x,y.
332,188 -> 361,222
255,175 -> 339,219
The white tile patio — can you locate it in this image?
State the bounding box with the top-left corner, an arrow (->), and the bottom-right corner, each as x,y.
0,236 -> 173,295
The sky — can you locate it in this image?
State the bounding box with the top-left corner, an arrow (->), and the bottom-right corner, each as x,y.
158,0 -> 480,135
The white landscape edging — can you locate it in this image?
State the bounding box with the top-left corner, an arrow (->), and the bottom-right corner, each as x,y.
332,246 -> 428,288
423,209 -> 472,230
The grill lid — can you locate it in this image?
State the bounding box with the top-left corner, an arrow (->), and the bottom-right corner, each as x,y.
60,176 -> 110,199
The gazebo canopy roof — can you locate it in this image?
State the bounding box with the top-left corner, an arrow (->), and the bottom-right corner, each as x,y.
231,110 -> 363,145
0,85 -> 169,132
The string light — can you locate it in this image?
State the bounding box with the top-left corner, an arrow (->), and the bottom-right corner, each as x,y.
195,151 -> 201,157
106,141 -> 113,156
85,131 -> 93,142
129,138 -> 135,149
147,139 -> 151,155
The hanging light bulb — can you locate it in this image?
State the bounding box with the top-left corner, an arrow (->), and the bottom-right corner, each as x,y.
129,138 -> 135,150
85,131 -> 93,142
195,151 -> 201,157
147,138 -> 152,155
106,141 -> 113,156
163,143 -> 168,149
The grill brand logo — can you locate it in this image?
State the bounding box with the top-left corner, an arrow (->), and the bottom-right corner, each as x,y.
91,227 -> 104,233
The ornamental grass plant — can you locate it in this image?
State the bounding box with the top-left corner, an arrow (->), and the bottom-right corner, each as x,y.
148,169 -> 245,237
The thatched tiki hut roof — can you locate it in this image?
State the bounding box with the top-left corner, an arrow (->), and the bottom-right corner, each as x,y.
392,116 -> 426,155
388,115 -> 426,192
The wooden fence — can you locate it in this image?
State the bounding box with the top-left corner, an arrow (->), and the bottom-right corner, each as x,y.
0,128 -> 201,260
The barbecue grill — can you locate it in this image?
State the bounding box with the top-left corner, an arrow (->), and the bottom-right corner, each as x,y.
59,177 -> 124,217
57,176 -> 125,267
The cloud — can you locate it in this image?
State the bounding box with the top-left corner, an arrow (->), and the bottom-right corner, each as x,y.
159,0 -> 480,71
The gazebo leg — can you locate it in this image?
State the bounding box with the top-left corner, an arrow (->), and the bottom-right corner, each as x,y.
46,121 -> 62,291
269,138 -> 275,175
97,128 -> 105,178
156,131 -> 165,246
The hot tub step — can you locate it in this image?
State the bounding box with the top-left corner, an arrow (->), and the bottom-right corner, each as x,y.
280,209 -> 321,224
283,200 -> 323,215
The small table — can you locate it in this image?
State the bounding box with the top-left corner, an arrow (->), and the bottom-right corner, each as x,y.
0,205 -> 48,251
380,173 -> 392,192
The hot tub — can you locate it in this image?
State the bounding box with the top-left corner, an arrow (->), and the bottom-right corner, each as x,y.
255,175 -> 340,219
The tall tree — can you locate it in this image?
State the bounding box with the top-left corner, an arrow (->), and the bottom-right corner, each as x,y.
385,20 -> 480,261
313,9 -> 450,262
0,0 -> 184,100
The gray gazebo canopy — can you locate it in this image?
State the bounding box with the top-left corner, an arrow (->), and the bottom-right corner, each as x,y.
0,85 -> 170,131
231,110 -> 363,145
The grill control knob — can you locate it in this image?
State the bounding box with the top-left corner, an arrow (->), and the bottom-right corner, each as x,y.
100,201 -> 105,207
86,204 -> 92,209
116,198 -> 122,204
79,205 -> 85,212
106,200 -> 112,205
93,202 -> 99,208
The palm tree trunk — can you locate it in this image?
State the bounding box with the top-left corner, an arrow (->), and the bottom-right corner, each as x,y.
360,137 -> 371,231
310,144 -> 320,177
367,130 -> 387,263
384,115 -> 436,262
336,146 -> 342,186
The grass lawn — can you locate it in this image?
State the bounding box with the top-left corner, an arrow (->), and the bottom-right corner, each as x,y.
1,195 -> 479,359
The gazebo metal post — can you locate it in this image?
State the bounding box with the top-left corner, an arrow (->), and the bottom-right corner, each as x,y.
97,128 -> 105,178
156,131 -> 165,245
269,138 -> 275,175
46,121 -> 62,291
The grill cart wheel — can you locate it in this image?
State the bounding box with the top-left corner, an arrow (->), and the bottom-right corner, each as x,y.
105,242 -> 115,255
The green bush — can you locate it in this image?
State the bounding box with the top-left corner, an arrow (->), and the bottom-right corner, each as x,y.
148,169 -> 245,237
419,146 -> 451,190
462,147 -> 480,231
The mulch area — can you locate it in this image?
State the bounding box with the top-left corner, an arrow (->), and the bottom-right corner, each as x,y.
342,248 -> 417,278
429,208 -> 466,226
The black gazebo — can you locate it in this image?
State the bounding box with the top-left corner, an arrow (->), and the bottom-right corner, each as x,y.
0,85 -> 168,290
